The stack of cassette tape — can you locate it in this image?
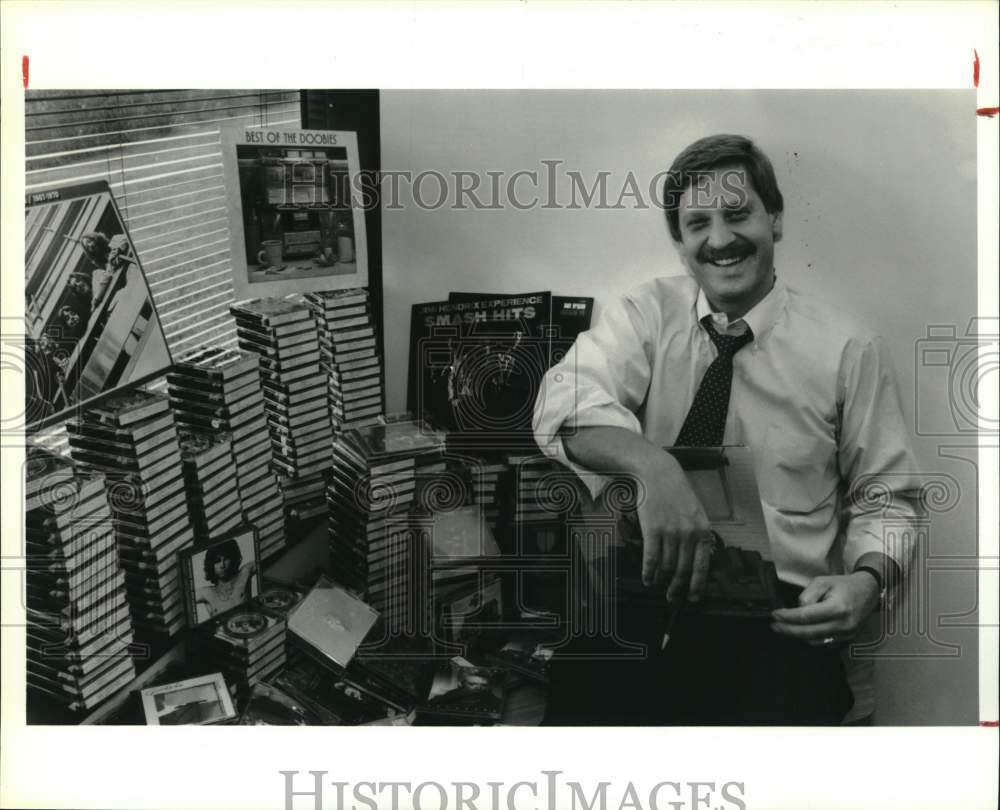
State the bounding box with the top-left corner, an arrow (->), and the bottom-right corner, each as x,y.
177,428 -> 243,540
66,390 -> 194,639
168,347 -> 285,561
230,297 -> 333,521
276,474 -> 328,523
327,418 -> 446,629
506,453 -> 567,524
468,458 -> 506,532
194,604 -> 287,704
25,446 -> 136,716
304,288 -> 384,434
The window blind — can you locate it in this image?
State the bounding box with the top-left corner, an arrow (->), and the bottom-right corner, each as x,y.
24,89 -> 302,362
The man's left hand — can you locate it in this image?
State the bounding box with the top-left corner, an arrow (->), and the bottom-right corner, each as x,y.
770,573 -> 880,646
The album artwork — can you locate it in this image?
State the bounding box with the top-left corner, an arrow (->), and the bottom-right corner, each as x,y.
140,672 -> 236,726
222,127 -> 369,299
447,291 -> 595,367
407,292 -> 553,451
179,526 -> 261,627
24,181 -> 172,429
418,657 -> 506,724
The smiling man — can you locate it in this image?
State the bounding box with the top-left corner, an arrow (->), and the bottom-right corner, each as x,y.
533,134 -> 921,724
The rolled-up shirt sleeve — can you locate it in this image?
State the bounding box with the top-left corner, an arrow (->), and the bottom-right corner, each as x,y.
533,293 -> 655,497
838,335 -> 923,574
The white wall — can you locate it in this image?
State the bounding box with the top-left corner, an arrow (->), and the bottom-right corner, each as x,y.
381,90 -> 980,724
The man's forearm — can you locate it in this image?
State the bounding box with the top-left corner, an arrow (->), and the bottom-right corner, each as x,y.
561,425 -> 678,480
561,425 -> 712,593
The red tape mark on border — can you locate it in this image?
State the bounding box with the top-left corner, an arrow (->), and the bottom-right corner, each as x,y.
981,720 -> 999,727
22,55 -> 29,89
977,107 -> 1000,118
974,49 -> 980,87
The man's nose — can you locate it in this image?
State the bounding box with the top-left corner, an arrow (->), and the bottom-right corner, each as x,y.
705,216 -> 733,249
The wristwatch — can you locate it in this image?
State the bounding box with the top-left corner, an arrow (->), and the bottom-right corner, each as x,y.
854,564 -> 888,609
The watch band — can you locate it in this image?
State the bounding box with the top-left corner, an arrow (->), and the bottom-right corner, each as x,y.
854,564 -> 887,606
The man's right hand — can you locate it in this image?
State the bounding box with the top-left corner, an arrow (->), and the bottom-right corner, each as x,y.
562,426 -> 714,602
633,452 -> 714,601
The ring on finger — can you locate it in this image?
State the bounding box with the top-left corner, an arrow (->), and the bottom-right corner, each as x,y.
821,636 -> 836,646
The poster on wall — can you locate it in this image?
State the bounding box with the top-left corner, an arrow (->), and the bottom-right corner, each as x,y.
23,181 -> 173,431
221,127 -> 369,300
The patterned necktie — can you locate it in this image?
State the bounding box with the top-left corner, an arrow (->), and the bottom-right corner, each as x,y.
674,320 -> 754,446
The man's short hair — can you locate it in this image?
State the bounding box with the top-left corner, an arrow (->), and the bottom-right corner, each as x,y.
662,134 -> 784,241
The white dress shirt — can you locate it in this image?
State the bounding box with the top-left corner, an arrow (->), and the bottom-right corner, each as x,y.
533,273 -> 921,588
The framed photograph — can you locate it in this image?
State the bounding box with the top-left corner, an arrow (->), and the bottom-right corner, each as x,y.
24,181 -> 173,431
179,526 -> 261,628
140,673 -> 236,726
221,126 -> 369,299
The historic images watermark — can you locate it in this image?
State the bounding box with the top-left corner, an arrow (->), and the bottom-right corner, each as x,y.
280,770 -> 748,810
913,317 -> 999,438
329,165 -> 750,213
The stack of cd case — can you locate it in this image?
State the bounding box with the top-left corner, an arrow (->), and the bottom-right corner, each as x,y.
230,297 -> 333,524
177,428 -> 242,540
304,288 -> 384,434
327,419 -> 446,628
66,390 -> 193,639
25,445 -> 136,716
169,347 -> 285,561
192,605 -> 287,703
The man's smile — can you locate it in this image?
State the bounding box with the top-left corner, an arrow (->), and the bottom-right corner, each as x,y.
707,254 -> 748,268
699,240 -> 756,270
701,247 -> 755,270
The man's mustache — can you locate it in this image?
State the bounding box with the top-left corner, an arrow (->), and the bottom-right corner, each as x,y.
699,240 -> 756,263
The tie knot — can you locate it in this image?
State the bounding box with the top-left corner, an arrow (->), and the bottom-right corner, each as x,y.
704,322 -> 754,356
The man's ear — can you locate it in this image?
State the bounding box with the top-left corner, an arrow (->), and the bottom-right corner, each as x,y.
771,211 -> 784,243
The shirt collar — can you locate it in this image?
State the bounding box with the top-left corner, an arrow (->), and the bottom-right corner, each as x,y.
695,274 -> 786,339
